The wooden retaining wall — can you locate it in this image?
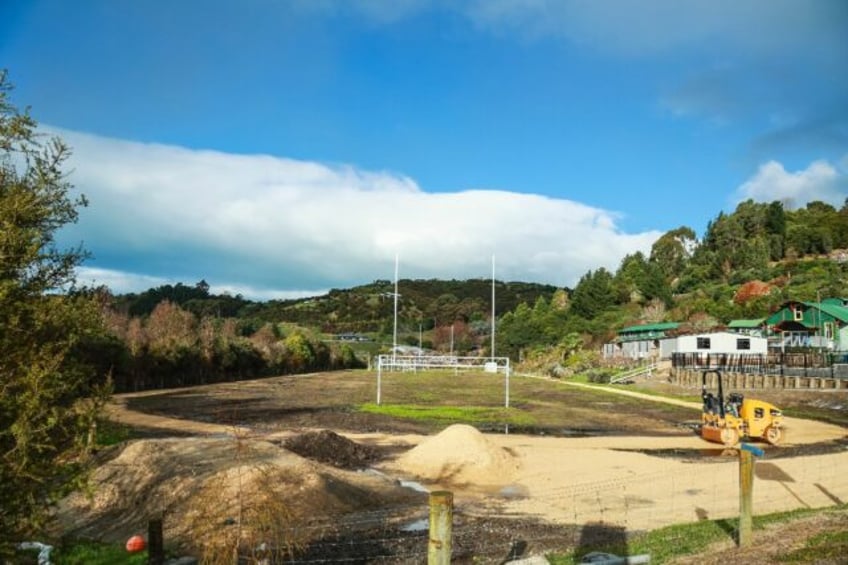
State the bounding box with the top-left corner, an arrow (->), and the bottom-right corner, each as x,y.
670,368 -> 848,391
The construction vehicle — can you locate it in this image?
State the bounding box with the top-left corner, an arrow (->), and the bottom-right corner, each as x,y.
700,369 -> 783,446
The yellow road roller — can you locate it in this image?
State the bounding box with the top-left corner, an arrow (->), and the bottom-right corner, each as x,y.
700,369 -> 783,446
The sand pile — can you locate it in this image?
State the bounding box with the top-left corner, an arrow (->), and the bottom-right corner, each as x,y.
55,437 -> 424,548
392,424 -> 519,486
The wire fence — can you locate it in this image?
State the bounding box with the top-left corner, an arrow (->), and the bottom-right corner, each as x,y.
200,448 -> 848,563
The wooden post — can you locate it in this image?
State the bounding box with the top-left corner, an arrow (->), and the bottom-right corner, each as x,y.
738,443 -> 762,548
428,491 -> 453,565
148,518 -> 164,565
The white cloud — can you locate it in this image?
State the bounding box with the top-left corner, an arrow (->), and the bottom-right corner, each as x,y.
53,127 -> 660,298
75,266 -> 324,301
734,158 -> 848,209
463,0 -> 847,59
74,267 -> 172,294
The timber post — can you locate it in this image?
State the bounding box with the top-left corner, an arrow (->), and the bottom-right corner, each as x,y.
147,517 -> 164,565
428,490 -> 453,565
738,443 -> 763,548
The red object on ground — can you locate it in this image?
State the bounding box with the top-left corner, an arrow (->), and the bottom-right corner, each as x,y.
126,535 -> 146,552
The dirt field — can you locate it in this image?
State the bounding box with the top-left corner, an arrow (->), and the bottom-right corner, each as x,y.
66,370 -> 848,563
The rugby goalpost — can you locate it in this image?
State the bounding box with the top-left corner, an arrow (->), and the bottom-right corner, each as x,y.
375,354 -> 511,408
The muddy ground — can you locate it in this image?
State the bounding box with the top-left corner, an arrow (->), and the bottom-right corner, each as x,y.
95,371 -> 848,563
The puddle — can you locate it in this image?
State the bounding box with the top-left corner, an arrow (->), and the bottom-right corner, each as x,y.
499,484 -> 529,499
401,518 -> 429,532
398,479 -> 430,493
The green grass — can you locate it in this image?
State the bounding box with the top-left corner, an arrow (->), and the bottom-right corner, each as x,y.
547,504 -> 848,564
782,405 -> 848,428
778,529 -> 848,562
15,540 -> 148,565
94,419 -> 135,446
358,402 -> 536,426
353,369 -> 698,431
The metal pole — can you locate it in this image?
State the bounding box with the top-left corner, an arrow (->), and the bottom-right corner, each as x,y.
376,356 -> 382,405
491,255 -> 496,357
393,255 -> 399,363
505,361 -> 510,409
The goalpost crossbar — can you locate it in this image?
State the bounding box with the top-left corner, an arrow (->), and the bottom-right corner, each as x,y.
376,354 -> 510,373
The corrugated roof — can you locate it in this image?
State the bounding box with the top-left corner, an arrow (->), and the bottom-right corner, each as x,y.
728,319 -> 765,328
618,322 -> 679,333
812,302 -> 848,323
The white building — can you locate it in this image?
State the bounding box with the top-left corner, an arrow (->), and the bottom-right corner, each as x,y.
660,331 -> 767,358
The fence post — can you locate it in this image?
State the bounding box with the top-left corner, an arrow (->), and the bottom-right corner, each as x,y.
148,517 -> 164,565
428,491 -> 453,565
738,443 -> 762,548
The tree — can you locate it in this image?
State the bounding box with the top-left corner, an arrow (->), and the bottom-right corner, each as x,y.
649,226 -> 697,282
570,268 -> 616,319
0,71 -> 106,553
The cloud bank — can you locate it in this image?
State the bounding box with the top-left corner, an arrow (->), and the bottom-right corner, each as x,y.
734,157 -> 848,210
54,128 -> 660,298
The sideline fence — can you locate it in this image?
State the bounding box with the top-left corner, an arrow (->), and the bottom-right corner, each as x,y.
144,448 -> 847,563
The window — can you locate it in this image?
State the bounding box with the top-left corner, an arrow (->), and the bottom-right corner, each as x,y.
737,338 -> 751,350
824,322 -> 834,339
696,337 -> 711,349
793,307 -> 803,321
754,407 -> 764,419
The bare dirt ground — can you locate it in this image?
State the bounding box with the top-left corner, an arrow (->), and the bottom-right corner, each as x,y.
67,371 -> 848,563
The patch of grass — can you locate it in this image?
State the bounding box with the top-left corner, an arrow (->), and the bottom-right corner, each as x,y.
778,529 -> 848,562
51,540 -> 147,565
782,406 -> 848,428
548,504 -> 848,564
358,403 -> 536,426
95,419 -> 134,446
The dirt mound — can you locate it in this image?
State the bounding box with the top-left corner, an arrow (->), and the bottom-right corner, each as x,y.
391,424 -> 520,486
54,437 -> 424,550
283,429 -> 379,469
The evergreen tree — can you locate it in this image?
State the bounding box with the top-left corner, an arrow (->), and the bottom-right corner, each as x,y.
0,71 -> 106,553
570,268 -> 616,319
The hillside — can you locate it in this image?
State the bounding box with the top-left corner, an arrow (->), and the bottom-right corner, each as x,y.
115,278 -> 560,338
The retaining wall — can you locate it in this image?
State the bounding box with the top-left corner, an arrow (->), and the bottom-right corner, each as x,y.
670,368 -> 848,391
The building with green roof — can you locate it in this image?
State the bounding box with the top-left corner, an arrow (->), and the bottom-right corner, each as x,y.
603,322 -> 680,359
727,318 -> 766,337
766,300 -> 848,351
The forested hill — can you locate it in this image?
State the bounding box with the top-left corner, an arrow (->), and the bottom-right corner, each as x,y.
113,278 -> 560,335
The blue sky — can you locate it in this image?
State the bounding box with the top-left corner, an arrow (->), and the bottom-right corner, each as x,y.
2,1 -> 847,299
